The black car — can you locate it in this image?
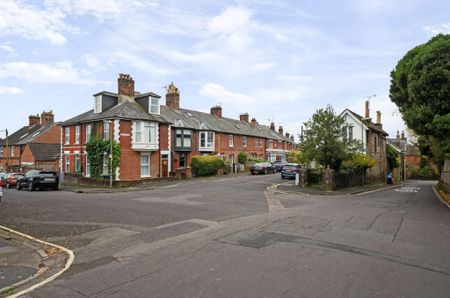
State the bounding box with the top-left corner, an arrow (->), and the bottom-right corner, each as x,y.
272,160 -> 287,172
250,162 -> 275,175
17,170 -> 59,191
281,163 -> 301,179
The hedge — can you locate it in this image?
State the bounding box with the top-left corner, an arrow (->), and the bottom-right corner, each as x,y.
191,155 -> 225,177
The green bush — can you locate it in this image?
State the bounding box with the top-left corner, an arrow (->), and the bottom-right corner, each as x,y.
238,152 -> 247,164
191,155 -> 225,177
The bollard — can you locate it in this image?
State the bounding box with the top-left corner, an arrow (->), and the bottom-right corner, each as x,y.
0,186 -> 3,202
295,173 -> 299,186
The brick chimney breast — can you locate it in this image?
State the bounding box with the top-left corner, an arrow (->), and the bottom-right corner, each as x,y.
166,82 -> 180,110
29,114 -> 40,126
251,118 -> 257,129
211,105 -> 222,118
286,132 -> 290,138
41,110 -> 54,126
118,73 -> 135,103
270,122 -> 275,131
239,113 -> 249,123
278,126 -> 283,135
365,100 -> 370,118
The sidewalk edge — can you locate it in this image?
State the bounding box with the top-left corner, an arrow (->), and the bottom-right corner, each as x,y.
0,225 -> 74,298
432,185 -> 450,210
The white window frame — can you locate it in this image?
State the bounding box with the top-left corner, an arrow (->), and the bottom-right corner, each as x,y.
132,121 -> 159,151
103,123 -> 110,141
11,146 -> 14,157
199,131 -> 214,151
229,134 -> 234,147
86,124 -> 91,143
144,122 -> 157,144
149,97 -> 160,115
85,153 -> 90,177
65,127 -> 70,145
243,136 -> 247,147
65,154 -> 70,173
94,95 -> 102,113
140,153 -> 151,178
75,126 -> 80,144
74,152 -> 80,172
268,140 -> 273,149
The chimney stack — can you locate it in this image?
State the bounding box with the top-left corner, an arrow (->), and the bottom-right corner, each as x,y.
210,105 -> 222,118
29,114 -> 40,126
290,135 -> 294,141
118,73 -> 135,103
166,82 -> 180,110
401,130 -> 405,140
365,100 -> 370,118
278,126 -> 283,135
251,118 -> 257,129
239,113 -> 249,123
286,132 -> 290,139
270,122 -> 275,131
41,110 -> 54,126
376,111 -> 381,124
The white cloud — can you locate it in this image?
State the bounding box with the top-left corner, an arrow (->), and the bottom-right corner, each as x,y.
83,54 -> 101,68
0,44 -> 15,54
424,22 -> 450,36
0,86 -> 24,94
199,83 -> 254,105
0,61 -> 94,84
0,0 -> 71,44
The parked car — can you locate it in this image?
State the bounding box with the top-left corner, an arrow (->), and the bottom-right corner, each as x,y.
4,173 -> 24,189
16,170 -> 59,191
250,162 -> 275,175
281,163 -> 301,179
272,160 -> 287,172
0,173 -> 7,187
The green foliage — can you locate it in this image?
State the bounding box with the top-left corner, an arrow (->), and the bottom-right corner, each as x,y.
191,155 -> 225,177
389,34 -> 450,157
237,152 -> 248,164
299,104 -> 359,170
342,153 -> 376,170
287,150 -> 307,164
86,137 -> 121,179
386,144 -> 400,170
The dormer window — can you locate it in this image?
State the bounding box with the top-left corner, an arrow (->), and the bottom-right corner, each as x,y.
149,97 -> 160,115
94,95 -> 102,113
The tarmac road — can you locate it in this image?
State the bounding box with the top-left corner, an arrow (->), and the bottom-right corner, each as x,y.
0,175 -> 449,297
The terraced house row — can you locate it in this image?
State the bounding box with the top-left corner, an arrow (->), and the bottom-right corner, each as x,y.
61,74 -> 295,182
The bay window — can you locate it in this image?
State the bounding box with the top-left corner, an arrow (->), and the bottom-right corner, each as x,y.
132,121 -> 159,150
199,131 -> 214,151
175,129 -> 192,149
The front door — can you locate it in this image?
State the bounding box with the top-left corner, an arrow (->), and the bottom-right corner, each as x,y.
161,153 -> 169,177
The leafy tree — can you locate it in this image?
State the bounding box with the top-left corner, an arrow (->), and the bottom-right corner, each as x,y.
86,137 -> 121,179
299,105 -> 360,170
342,153 -> 376,171
237,152 -> 247,164
386,144 -> 400,171
389,34 -> 450,157
287,150 -> 307,164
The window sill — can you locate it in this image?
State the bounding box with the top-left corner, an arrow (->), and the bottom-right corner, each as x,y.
132,143 -> 159,151
199,147 -> 214,152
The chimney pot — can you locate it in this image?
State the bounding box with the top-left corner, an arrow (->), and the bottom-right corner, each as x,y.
401,130 -> 405,140
28,114 -> 40,126
251,118 -> 257,129
270,122 -> 275,131
376,111 -> 381,124
40,110 -> 54,126
286,132 -> 290,138
166,82 -> 180,110
211,105 -> 222,118
239,113 -> 249,122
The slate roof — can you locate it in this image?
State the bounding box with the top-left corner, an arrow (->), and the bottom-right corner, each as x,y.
63,101 -> 170,125
344,109 -> 389,136
160,106 -> 293,143
0,123 -> 59,146
29,143 -> 60,161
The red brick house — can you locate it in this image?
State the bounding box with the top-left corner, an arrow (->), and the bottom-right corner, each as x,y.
61,74 -> 295,182
0,111 -> 60,172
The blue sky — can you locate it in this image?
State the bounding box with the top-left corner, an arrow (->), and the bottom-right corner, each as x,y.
0,0 -> 449,140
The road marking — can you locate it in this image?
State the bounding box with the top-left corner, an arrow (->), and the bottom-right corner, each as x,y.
133,194 -> 203,206
264,188 -> 285,212
0,225 -> 74,298
395,186 -> 420,193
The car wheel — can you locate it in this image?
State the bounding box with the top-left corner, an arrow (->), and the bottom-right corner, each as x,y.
264,169 -> 268,175
52,185 -> 59,191
16,182 -> 22,190
28,182 -> 34,192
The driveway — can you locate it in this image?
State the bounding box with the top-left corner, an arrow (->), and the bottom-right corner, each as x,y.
0,177 -> 449,297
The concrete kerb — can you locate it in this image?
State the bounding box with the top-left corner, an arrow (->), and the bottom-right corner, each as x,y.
432,185 -> 450,210
0,225 -> 74,298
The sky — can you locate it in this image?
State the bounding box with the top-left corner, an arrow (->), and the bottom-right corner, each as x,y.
0,0 -> 449,141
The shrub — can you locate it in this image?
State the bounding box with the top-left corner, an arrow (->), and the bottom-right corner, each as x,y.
86,137 -> 121,179
342,153 -> 375,170
191,156 -> 225,177
237,152 -> 247,164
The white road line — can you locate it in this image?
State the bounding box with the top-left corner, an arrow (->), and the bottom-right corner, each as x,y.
0,225 -> 74,298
